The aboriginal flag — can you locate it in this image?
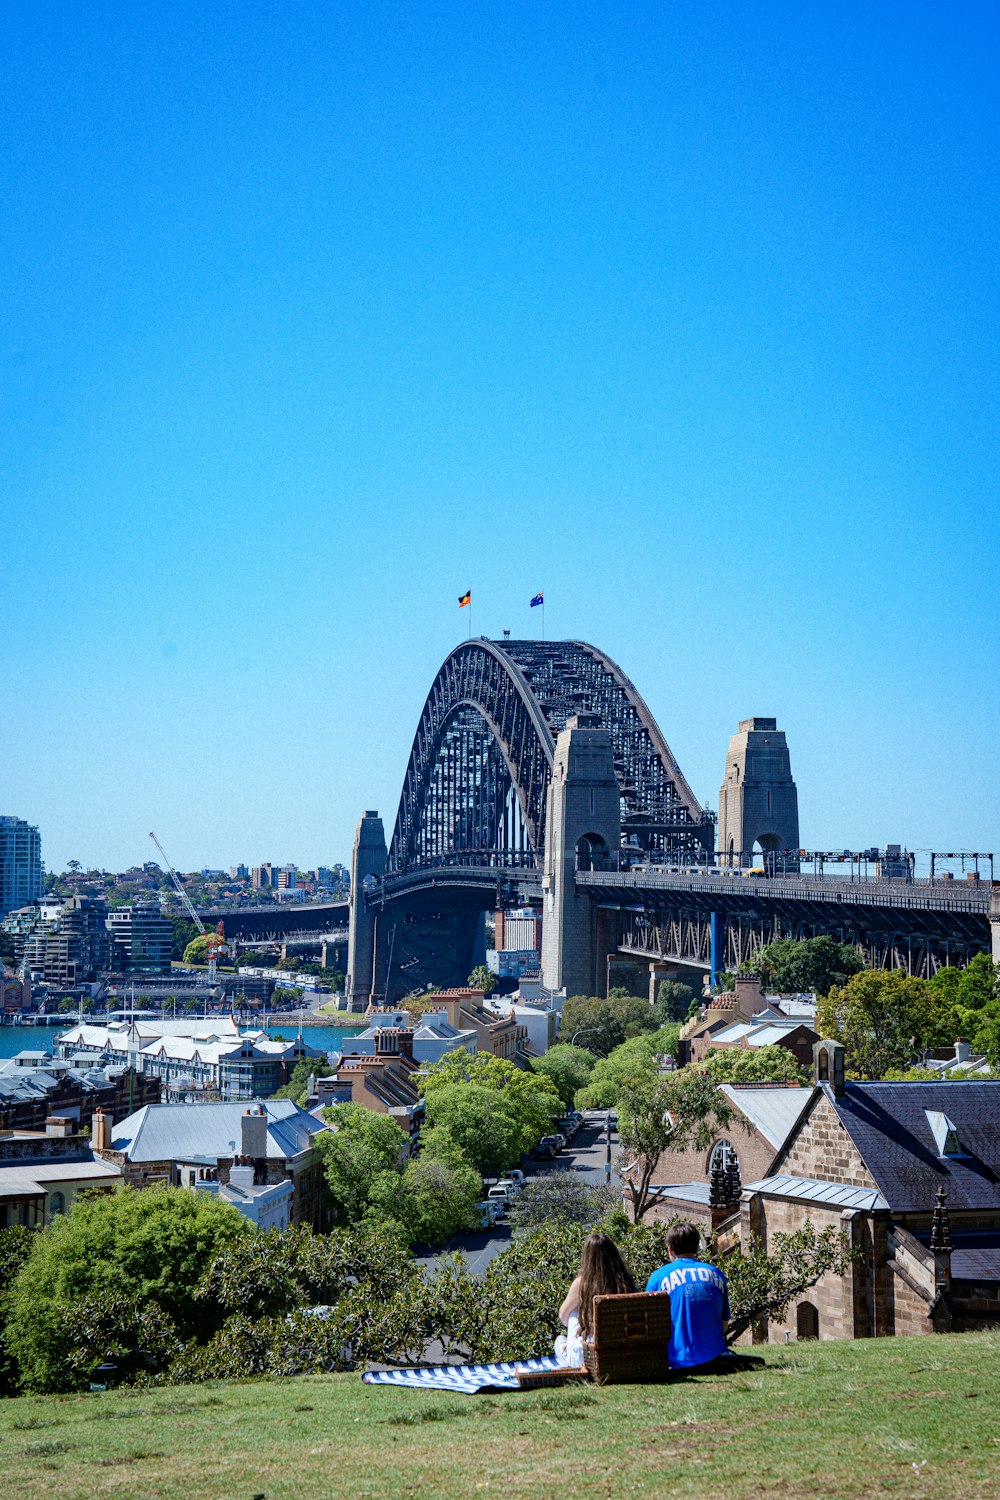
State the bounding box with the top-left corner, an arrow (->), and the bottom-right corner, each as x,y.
458,591 -> 471,607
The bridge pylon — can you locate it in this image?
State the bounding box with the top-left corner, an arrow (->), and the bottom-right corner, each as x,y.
541,714 -> 621,998
345,810 -> 387,1013
718,717 -> 799,870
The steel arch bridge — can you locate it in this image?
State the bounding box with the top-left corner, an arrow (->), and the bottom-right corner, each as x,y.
387,638 -> 711,877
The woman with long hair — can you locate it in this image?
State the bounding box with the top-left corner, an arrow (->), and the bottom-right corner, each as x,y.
554,1232 -> 638,1366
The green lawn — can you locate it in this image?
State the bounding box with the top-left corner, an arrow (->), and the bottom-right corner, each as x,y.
2,1331 -> 998,1500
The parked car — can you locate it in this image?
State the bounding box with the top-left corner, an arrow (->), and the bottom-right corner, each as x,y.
535,1135 -> 560,1157
487,1183 -> 517,1208
554,1133 -> 567,1149
486,1187 -> 510,1214
495,1177 -> 523,1197
475,1199 -> 502,1228
505,1169 -> 526,1187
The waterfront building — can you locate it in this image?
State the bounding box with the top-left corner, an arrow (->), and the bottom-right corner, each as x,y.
54,1017 -> 324,1100
18,894 -> 111,985
106,901 -> 173,974
0,816 -> 42,920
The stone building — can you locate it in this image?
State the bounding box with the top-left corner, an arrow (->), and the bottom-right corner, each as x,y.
316,1029 -> 424,1150
679,974 -> 818,1070
421,988 -> 528,1062
740,1042 -> 1000,1342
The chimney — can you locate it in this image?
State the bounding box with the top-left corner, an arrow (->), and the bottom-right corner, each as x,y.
396,1028 -> 414,1060
92,1109 -> 110,1153
241,1104 -> 268,1161
953,1038 -> 971,1065
813,1039 -> 846,1097
45,1117 -> 73,1138
733,973 -> 765,1020
375,1028 -> 399,1057
228,1160 -> 255,1190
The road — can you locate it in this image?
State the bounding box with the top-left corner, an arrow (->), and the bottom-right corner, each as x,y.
417,1110 -> 622,1277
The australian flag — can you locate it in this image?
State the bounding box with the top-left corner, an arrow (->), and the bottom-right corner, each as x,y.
530,592 -> 543,607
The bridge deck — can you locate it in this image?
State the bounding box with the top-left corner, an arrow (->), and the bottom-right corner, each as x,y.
576,869 -> 992,916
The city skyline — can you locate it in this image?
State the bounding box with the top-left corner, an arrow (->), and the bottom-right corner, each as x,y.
3,5 -> 998,871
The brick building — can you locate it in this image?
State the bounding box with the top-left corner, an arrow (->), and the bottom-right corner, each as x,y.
680,974 -> 818,1070
421,989 -> 527,1063
316,1029 -> 424,1149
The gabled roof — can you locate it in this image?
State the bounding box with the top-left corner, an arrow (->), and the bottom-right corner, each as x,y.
110,1100 -> 325,1163
719,1086 -> 813,1150
829,1081 -> 1000,1213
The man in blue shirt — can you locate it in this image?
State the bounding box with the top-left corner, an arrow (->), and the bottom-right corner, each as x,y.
646,1221 -> 731,1370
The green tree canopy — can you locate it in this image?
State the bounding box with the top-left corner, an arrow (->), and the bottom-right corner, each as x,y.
5,1186 -> 250,1392
467,964 -> 496,995
560,993 -> 661,1055
573,1026 -> 680,1110
530,1043 -> 596,1106
816,969 -> 958,1078
738,936 -> 864,996
316,1102 -> 408,1225
700,1044 -> 809,1085
421,1050 -> 560,1152
422,1084 -> 524,1177
367,1156 -> 482,1247
182,932 -> 224,966
619,1070 -> 742,1221
271,1057 -> 334,1107
654,979 -> 697,1022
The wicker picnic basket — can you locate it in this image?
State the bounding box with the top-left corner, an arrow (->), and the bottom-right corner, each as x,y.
583,1292 -> 672,1384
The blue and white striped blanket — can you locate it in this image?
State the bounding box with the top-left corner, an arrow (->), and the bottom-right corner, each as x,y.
362,1356 -> 566,1394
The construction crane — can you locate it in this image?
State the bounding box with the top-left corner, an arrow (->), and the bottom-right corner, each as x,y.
148,830 -> 222,986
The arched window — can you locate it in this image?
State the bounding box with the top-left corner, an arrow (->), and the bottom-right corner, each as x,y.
796,1302 -> 819,1340
709,1139 -> 737,1173
49,1191 -> 65,1219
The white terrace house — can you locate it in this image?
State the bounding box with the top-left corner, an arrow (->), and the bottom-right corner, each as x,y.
54,1020 -> 324,1101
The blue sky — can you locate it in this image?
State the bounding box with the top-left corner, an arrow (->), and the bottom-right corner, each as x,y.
2,3 -> 998,873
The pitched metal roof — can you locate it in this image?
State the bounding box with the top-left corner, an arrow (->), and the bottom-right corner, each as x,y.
745,1173 -> 888,1211
829,1082 -> 1000,1213
719,1086 -> 813,1149
110,1100 -> 325,1163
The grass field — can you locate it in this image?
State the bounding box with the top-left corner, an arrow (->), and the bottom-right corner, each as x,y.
2,1330 -> 998,1500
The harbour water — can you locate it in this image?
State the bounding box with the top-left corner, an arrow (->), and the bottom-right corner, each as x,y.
0,1022 -> 365,1061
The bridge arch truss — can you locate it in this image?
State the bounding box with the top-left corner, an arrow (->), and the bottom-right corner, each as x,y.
387,638 -> 709,876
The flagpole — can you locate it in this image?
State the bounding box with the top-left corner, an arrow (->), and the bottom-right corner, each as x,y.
541,598 -> 545,642
469,597 -> 472,640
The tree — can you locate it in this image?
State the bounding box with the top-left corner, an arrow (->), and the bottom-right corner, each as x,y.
701,1045 -> 809,1085
816,969 -> 957,1078
530,1043 -> 596,1106
422,1084 -> 524,1177
5,1186 -> 250,1392
504,1172 -> 619,1232
717,1222 -> 858,1342
618,1070 -> 741,1221
421,1051 -> 560,1153
738,936 -> 864,996
654,979 -> 696,1022
560,994 -> 661,1055
316,1103 -> 407,1226
368,1156 -> 482,1247
467,964 -> 496,995
569,1032 -> 671,1116
169,915 -> 201,961
182,932 -> 224,966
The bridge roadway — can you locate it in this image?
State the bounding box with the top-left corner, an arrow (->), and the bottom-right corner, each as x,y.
200,902 -> 349,941
359,862 -> 993,981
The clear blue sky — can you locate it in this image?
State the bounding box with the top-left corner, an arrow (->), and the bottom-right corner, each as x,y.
3,3 -> 997,873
